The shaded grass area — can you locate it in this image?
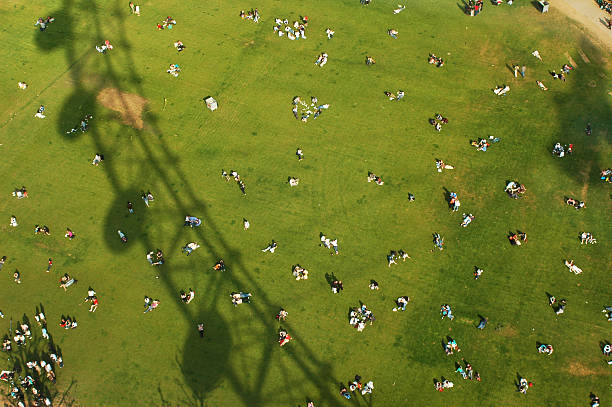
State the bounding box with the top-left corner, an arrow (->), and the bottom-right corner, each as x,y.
0,0 -> 610,406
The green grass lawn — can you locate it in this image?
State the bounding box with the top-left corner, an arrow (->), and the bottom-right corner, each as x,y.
0,0 -> 610,405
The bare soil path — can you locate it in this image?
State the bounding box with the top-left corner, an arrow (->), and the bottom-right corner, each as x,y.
552,0 -> 612,54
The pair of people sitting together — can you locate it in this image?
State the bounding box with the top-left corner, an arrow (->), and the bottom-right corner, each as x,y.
292,265 -> 309,280
367,172 -> 384,185
565,197 -> 585,210
180,289 -> 195,304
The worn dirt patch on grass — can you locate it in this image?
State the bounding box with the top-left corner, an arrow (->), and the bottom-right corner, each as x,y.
579,160 -> 592,200
566,361 -> 608,376
495,325 -> 518,337
565,52 -> 578,68
97,88 -> 148,130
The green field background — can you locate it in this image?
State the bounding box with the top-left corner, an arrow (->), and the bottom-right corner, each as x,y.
0,0 -> 610,405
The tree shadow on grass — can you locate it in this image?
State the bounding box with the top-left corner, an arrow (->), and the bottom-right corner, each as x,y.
549,38 -> 611,191
37,1 -> 345,405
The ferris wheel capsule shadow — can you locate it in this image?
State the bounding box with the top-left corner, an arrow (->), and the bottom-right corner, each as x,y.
173,313 -> 231,406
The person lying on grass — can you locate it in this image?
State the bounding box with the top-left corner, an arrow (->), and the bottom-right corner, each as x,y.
231,292 -> 252,306
367,172 -> 383,185
59,274 -> 77,291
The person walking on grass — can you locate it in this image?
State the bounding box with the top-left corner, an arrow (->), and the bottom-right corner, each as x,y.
127,201 -> 134,214
46,258 -> 53,272
14,270 -> 21,284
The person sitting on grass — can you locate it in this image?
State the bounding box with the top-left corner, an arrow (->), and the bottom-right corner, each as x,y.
278,329 -> 292,346
174,40 -> 185,52
180,289 -> 195,304
505,181 -> 525,199
231,292 -> 252,306
288,177 -> 300,187
538,344 -> 554,355
64,228 -> 75,239
387,251 -> 398,267
449,194 -> 460,212
508,231 -> 527,246
144,299 -> 160,313
12,186 -> 28,199
59,274 -> 76,291
365,56 -> 376,65
444,338 -> 460,355
433,233 -> 444,251
552,143 -> 565,157
276,308 -> 288,320
314,52 -> 328,67
167,64 -> 180,77
331,279 -> 343,293
92,153 -> 104,166
388,29 -> 399,39
213,259 -> 225,271
369,280 -> 379,290
565,197 -> 585,210
440,304 -> 454,320
393,296 -> 410,312
292,264 -> 309,280
580,232 -> 597,244
34,225 -> 50,235
146,250 -> 164,265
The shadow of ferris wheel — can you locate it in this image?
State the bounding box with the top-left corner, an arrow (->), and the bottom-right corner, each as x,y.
35,1 -> 346,405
